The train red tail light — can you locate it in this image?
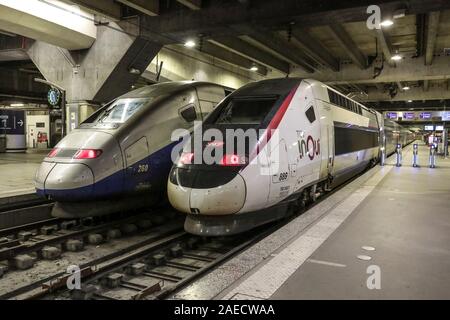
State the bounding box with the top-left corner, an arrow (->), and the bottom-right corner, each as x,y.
73,149 -> 102,159
47,148 -> 60,158
180,152 -> 194,164
220,154 -> 246,166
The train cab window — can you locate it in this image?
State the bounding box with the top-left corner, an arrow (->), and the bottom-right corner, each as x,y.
180,104 -> 197,122
213,97 -> 277,125
305,106 -> 316,123
93,98 -> 150,124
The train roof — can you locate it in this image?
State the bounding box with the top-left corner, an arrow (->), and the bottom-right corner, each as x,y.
119,81 -> 226,99
231,78 -> 302,98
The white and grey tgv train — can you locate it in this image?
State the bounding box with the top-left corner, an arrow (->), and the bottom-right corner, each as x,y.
168,78 -> 414,236
35,81 -> 227,218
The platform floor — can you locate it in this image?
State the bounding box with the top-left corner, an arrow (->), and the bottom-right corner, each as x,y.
269,142 -> 450,299
0,149 -> 48,199
173,141 -> 450,300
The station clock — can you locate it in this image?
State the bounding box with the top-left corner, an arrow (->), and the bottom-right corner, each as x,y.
47,88 -> 61,107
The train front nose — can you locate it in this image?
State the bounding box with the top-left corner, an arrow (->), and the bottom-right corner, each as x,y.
34,130 -> 113,201
167,166 -> 246,215
35,161 -> 95,200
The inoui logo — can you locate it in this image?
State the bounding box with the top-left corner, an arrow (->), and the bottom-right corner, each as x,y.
366,5 -> 382,30
66,265 -> 81,290
366,265 -> 381,290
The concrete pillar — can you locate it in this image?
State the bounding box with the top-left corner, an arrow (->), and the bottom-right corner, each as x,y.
26,18 -> 162,131
67,101 -> 98,133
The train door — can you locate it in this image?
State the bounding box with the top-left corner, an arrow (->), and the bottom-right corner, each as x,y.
268,138 -> 291,203
319,102 -> 334,180
124,136 -> 151,191
324,121 -> 334,179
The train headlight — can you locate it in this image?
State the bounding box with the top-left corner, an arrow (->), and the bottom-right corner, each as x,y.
220,154 -> 247,166
73,149 -> 103,159
47,148 -> 60,158
179,152 -> 194,165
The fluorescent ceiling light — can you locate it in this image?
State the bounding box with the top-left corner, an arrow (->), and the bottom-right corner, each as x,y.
391,54 -> 402,61
128,68 -> 141,74
250,65 -> 258,72
380,19 -> 394,27
184,40 -> 196,48
10,103 -> 24,107
403,86 -> 410,90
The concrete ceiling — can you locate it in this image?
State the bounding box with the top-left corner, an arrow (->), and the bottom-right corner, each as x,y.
67,0 -> 450,110
2,0 -> 450,111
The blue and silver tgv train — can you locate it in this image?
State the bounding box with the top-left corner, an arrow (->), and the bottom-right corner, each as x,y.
35,81 -> 227,218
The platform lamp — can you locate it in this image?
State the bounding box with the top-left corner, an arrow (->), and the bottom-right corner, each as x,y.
34,78 -> 66,138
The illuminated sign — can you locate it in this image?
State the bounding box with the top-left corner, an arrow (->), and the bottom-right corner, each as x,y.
403,112 -> 415,120
424,125 -> 434,131
420,112 -> 431,119
436,125 -> 444,131
386,112 -> 397,119
0,109 -> 25,135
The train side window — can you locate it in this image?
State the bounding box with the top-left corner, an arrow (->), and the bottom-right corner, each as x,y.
305,106 -> 316,123
179,104 -> 197,122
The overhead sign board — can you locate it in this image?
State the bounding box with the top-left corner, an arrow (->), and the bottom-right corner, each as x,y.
419,112 -> 432,119
386,112 -> 397,119
403,112 -> 415,120
0,109 -> 25,135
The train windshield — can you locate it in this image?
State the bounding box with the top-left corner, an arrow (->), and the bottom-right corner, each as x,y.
213,97 -> 278,125
93,98 -> 150,124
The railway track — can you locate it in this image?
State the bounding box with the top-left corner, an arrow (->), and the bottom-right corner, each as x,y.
0,205 -> 184,297
0,199 -> 53,215
21,226 -> 270,300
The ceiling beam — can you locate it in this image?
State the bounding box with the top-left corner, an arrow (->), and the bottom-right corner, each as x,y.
199,42 -> 268,76
176,0 -> 202,10
416,14 -> 426,57
327,24 -> 367,69
423,80 -> 430,91
291,28 -> 340,71
209,36 -> 290,74
235,25 -> 315,73
366,100 -> 450,111
293,55 -> 450,84
425,11 -> 440,65
140,0 -> 450,39
63,0 -> 121,20
376,29 -> 396,67
374,83 -> 384,91
116,0 -> 159,16
361,85 -> 450,102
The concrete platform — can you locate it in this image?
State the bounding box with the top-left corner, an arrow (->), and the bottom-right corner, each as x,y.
173,142 -> 450,300
0,149 -> 48,199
